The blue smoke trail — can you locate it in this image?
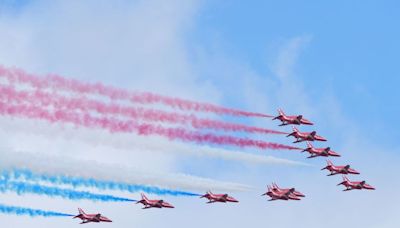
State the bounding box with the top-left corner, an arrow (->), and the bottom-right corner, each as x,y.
0,203 -> 73,217
0,179 -> 136,202
2,169 -> 201,197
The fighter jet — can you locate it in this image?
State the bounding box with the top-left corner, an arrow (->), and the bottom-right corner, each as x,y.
200,191 -> 239,203
272,109 -> 313,126
337,175 -> 375,191
73,208 -> 112,224
287,127 -> 327,143
302,142 -> 340,158
136,193 -> 174,209
262,185 -> 301,201
321,160 -> 360,176
271,182 -> 305,197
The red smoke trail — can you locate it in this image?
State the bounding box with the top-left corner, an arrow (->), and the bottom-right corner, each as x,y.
0,85 -> 285,135
0,65 -> 272,118
0,101 -> 300,151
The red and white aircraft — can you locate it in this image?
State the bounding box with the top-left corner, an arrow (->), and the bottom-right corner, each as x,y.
272,109 -> 313,126
287,127 -> 327,143
200,191 -> 239,203
270,182 -> 305,198
73,208 -> 112,224
337,176 -> 375,191
302,142 -> 340,158
136,193 -> 174,209
321,160 -> 360,176
262,185 -> 301,201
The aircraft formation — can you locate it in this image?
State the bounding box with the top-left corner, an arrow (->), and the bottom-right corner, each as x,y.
272,109 -> 375,194
0,66 -> 376,224
68,109 -> 375,224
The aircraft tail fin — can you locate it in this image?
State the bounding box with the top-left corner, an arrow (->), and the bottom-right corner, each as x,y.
321,159 -> 333,170
78,208 -> 85,215
301,142 -> 312,152
337,176 -> 347,186
273,109 -> 284,120
141,193 -> 148,201
287,127 -> 298,137
200,190 -> 211,198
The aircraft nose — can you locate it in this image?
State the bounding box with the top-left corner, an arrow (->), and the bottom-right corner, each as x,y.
304,120 -> 313,125
365,185 -> 375,190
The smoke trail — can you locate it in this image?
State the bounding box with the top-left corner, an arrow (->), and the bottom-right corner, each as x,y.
3,169 -> 200,197
0,113 -> 309,167
0,178 -> 136,202
0,101 -> 300,151
0,65 -> 272,118
0,150 -> 252,192
0,203 -> 73,217
0,85 -> 285,135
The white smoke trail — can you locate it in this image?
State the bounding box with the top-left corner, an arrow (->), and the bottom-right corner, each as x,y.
0,149 -> 252,192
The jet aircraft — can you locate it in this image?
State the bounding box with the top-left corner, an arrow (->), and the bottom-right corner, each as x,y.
200,191 -> 239,203
136,193 -> 174,209
337,176 -> 375,191
270,182 -> 305,197
321,160 -> 360,176
302,142 -> 340,158
73,208 -> 112,224
287,127 -> 327,143
262,185 -> 301,201
272,109 -> 313,126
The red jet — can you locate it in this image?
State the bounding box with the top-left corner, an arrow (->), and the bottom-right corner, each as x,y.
272,109 -> 313,126
321,160 -> 360,176
262,185 -> 301,201
73,208 -> 112,224
337,176 -> 375,191
287,127 -> 327,143
302,142 -> 340,158
271,182 -> 305,198
200,191 -> 239,204
136,193 -> 174,209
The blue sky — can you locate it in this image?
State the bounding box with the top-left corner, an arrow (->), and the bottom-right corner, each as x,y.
0,1 -> 399,227
188,0 -> 400,146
